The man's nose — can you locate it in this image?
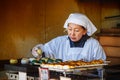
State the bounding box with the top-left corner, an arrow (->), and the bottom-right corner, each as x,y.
70,30 -> 75,36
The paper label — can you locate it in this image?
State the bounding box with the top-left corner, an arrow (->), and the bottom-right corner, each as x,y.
18,72 -> 27,80
60,76 -> 71,80
38,67 -> 49,80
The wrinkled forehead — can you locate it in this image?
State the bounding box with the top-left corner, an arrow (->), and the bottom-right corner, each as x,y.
67,23 -> 86,30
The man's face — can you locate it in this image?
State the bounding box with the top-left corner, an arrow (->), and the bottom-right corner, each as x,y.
67,23 -> 87,42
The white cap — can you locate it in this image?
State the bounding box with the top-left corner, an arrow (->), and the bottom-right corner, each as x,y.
64,13 -> 97,36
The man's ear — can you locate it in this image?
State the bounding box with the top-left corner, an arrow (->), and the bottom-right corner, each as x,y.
83,30 -> 87,35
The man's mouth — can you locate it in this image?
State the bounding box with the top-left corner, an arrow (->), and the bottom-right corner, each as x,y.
70,37 -> 76,40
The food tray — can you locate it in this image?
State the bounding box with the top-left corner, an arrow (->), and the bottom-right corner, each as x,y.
75,63 -> 108,68
40,63 -> 108,73
36,61 -> 110,72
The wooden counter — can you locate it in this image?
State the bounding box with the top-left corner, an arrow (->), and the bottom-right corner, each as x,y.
4,63 -> 106,80
4,63 -> 120,80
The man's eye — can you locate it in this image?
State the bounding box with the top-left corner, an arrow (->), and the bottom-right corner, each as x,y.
68,29 -> 72,31
75,30 -> 79,32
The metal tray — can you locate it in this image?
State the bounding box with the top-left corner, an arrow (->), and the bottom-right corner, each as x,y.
40,63 -> 109,73
36,61 -> 110,72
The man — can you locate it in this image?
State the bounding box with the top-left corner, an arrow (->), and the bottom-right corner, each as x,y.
32,13 -> 106,62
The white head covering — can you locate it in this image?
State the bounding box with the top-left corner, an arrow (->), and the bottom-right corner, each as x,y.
64,13 -> 97,36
